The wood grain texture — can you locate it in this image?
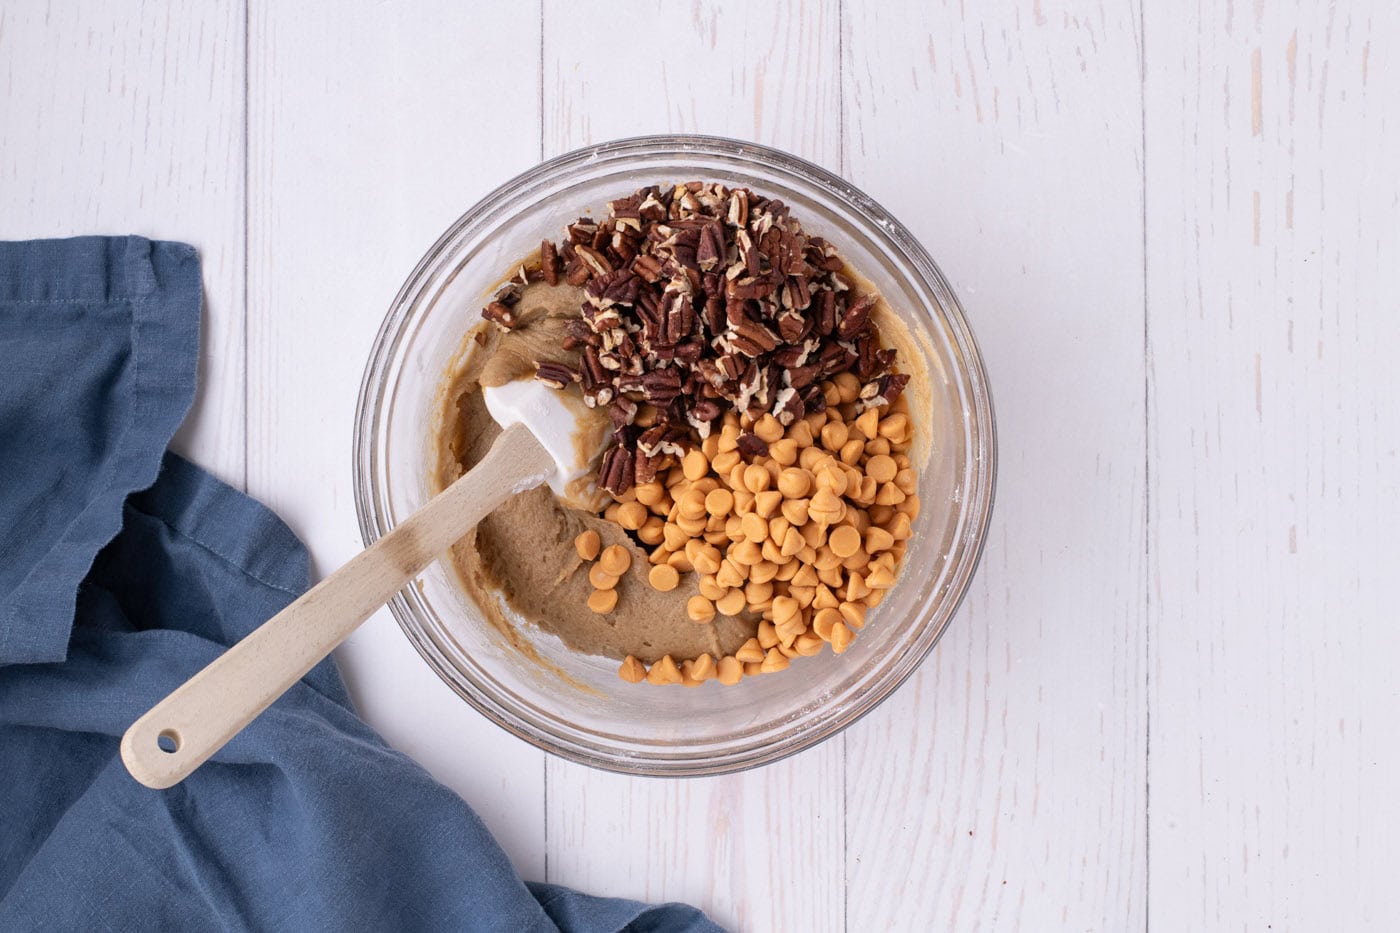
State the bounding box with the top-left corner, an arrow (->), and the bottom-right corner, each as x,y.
541,2 -> 844,930
1145,3 -> 1400,928
843,2 -> 1149,929
243,0 -> 549,878
0,0 -> 247,486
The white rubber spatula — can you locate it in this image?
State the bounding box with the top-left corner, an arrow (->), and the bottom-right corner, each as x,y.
121,378 -> 601,789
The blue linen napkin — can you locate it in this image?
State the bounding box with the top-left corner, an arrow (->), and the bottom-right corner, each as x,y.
0,236 -> 721,933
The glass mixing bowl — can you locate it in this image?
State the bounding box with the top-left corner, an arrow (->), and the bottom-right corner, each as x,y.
353,136 -> 995,776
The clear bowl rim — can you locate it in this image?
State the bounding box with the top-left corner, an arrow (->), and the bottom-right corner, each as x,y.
352,134 -> 998,776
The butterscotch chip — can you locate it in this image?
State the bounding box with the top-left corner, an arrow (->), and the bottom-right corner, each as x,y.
710,450 -> 739,475
691,653 -> 717,681
898,494 -> 921,519
789,420 -> 815,447
841,550 -> 871,572
820,421 -> 849,452
754,414 -> 784,443
749,560 -> 779,585
878,413 -> 910,440
854,408 -> 880,440
756,619 -> 779,649
679,488 -> 708,519
735,638 -> 766,663
887,512 -> 913,541
614,501 -> 648,530
587,588 -> 618,613
839,438 -> 864,465
809,488 -> 844,523
697,575 -> 726,601
794,632 -> 825,656
638,517 -> 665,546
776,467 -> 811,499
662,523 -> 689,551
646,654 -> 683,685
729,539 -> 763,566
744,582 -> 778,602
875,482 -> 906,506
717,655 -> 744,685
865,527 -> 895,554
791,564 -> 818,587
588,563 -> 620,590
716,588 -> 747,616
716,558 -> 747,588
686,595 -> 716,624
743,660 -> 765,677
774,560 -> 799,582
865,565 -> 897,589
618,655 -> 647,683
705,488 -> 735,518
865,454 -> 897,484
676,518 -> 707,540
682,449 -> 710,481
839,602 -> 867,630
772,596 -> 801,628
679,660 -> 704,687
743,464 -> 772,493
693,545 -> 722,575
740,512 -> 768,543
769,438 -> 798,466
635,481 -> 666,506
845,571 -> 871,601
648,564 -> 680,592
599,544 -> 633,576
830,622 -> 854,653
775,617 -> 806,648
574,530 -> 601,562
753,490 -> 783,518
760,647 -> 790,673
812,607 -> 842,640
829,525 -> 861,558
781,498 -> 810,526
815,464 -> 849,497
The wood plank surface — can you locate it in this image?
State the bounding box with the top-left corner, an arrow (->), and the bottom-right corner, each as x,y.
1144,3 -> 1400,928
842,2 -> 1150,929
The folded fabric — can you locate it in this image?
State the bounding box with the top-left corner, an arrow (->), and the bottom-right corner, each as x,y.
0,236 -> 721,932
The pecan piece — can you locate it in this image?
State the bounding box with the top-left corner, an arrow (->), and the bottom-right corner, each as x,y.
534,361 -> 579,389
482,301 -> 517,330
540,239 -> 560,286
735,432 -> 769,458
837,292 -> 879,340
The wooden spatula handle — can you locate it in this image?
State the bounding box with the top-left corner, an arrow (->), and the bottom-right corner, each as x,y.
121,423 -> 551,789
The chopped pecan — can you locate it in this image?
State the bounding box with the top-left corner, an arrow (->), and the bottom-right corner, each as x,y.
534,361 -> 579,389
540,239 -> 560,286
575,244 -> 613,277
482,301 -> 517,330
598,443 -> 634,496
735,432 -> 769,458
837,293 -> 878,340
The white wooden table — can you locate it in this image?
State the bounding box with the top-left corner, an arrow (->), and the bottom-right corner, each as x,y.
4,2 -> 1397,930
